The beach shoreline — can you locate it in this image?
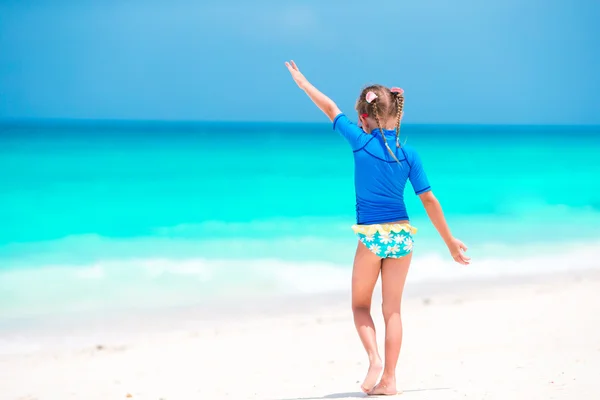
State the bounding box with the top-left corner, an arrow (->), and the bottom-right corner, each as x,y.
2,266 -> 599,355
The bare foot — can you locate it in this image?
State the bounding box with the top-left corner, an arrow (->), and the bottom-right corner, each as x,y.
368,378 -> 399,396
360,360 -> 383,393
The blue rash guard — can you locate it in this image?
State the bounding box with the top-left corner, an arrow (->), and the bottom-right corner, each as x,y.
333,113 -> 432,225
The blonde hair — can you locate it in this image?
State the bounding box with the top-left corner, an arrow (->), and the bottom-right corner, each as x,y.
355,85 -> 405,163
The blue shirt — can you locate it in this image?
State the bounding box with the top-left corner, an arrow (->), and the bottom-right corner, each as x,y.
333,113 -> 432,225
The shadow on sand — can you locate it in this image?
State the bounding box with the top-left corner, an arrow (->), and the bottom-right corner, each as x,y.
274,387 -> 452,400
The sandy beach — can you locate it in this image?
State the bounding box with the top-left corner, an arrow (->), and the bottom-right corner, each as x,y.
1,269 -> 599,400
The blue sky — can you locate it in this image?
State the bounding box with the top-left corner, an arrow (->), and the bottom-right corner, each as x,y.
1,0 -> 598,124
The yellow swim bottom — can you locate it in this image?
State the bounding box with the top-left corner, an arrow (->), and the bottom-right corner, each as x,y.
352,223 -> 417,259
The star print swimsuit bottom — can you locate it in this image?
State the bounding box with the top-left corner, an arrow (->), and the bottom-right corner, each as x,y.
352,223 -> 417,259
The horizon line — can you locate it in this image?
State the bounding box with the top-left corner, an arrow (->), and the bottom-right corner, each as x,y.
0,117 -> 599,129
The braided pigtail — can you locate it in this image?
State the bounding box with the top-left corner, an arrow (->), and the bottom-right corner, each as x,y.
367,92 -> 401,164
391,87 -> 405,148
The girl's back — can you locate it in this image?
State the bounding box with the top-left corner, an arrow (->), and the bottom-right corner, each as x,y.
333,113 -> 431,225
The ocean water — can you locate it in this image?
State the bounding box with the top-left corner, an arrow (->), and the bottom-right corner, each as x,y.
1,121 -> 599,322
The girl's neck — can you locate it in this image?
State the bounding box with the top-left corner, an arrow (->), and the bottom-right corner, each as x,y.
369,118 -> 397,132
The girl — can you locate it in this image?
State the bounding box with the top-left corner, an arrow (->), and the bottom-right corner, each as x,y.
285,60 -> 471,396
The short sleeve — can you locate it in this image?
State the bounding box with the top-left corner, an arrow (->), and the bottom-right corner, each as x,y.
407,148 -> 432,195
332,113 -> 370,151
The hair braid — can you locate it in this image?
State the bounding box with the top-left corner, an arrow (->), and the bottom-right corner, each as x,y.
371,100 -> 401,164
394,93 -> 404,148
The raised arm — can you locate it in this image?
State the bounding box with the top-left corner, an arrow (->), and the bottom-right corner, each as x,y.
418,191 -> 471,265
285,60 -> 341,122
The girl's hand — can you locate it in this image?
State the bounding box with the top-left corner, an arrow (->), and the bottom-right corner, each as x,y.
447,237 -> 471,265
285,60 -> 309,90
284,60 -> 341,121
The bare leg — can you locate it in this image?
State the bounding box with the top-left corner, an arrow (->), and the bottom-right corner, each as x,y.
351,240 -> 384,393
369,252 -> 412,396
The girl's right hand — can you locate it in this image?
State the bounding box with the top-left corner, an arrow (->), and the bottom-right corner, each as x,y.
285,60 -> 309,90
447,237 -> 471,265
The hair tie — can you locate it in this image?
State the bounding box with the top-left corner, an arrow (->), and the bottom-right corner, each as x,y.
390,87 -> 404,95
365,91 -> 378,103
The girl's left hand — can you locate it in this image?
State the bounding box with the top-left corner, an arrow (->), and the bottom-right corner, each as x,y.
285,60 -> 309,90
447,237 -> 471,265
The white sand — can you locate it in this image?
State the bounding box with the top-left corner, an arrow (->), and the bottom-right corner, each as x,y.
1,270 -> 600,400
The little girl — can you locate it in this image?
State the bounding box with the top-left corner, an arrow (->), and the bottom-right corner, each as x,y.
285,60 -> 470,396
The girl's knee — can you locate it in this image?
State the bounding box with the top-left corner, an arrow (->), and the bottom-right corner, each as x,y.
381,303 -> 400,320
352,303 -> 371,314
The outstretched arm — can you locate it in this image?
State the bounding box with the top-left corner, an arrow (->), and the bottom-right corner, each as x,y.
285,60 -> 341,122
419,191 -> 471,265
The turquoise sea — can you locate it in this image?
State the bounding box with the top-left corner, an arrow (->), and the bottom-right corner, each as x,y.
1,121 -> 599,323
